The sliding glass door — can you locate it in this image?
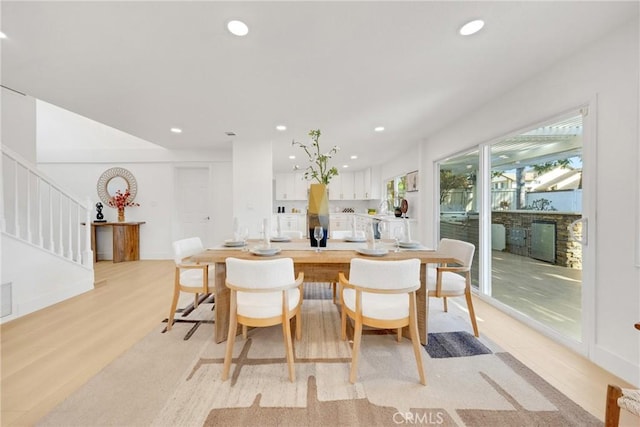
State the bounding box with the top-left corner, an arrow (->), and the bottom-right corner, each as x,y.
438,112 -> 586,343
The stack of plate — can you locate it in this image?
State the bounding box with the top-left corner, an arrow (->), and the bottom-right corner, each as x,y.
270,236 -> 290,242
345,235 -> 366,242
250,247 -> 282,256
224,239 -> 246,247
356,247 -> 388,257
398,241 -> 421,249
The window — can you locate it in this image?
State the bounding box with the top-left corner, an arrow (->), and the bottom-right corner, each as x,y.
385,175 -> 407,212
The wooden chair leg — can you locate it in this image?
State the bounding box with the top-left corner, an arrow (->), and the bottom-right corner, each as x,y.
605,384 -> 622,427
295,310 -> 302,341
166,285 -> 180,331
443,296 -> 448,312
349,317 -> 363,384
193,293 -> 199,308
396,328 -> 402,342
332,283 -> 337,304
465,289 -> 479,337
222,309 -> 238,381
340,306 -> 347,341
242,324 -> 248,339
282,317 -> 296,382
409,306 -> 426,385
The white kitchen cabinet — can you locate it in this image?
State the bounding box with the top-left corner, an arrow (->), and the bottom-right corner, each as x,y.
328,171 -> 354,200
273,213 -> 307,235
354,167 -> 380,199
330,213 -> 351,232
275,173 -> 308,200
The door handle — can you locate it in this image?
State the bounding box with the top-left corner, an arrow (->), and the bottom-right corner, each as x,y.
569,218 -> 587,245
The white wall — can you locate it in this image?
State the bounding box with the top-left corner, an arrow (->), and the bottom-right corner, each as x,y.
1,88 -> 37,163
35,101 -> 233,259
417,19 -> 639,385
1,234 -> 94,322
232,140 -> 273,238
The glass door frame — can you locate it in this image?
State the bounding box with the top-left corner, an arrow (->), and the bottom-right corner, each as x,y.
433,103 -> 597,357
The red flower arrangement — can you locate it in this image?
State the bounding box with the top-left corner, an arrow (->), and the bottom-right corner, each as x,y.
108,189 -> 140,209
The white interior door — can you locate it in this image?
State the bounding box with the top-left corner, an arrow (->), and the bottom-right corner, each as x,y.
175,167 -> 212,246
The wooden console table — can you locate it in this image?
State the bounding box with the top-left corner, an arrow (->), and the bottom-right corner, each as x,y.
87,221 -> 146,263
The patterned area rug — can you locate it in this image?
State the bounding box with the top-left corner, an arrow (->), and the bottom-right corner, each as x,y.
38,293 -> 600,427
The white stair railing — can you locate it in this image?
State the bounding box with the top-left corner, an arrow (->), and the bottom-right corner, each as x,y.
1,145 -> 93,267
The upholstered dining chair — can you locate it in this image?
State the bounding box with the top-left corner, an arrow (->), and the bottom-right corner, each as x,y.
427,238 -> 479,337
222,257 -> 304,382
338,258 -> 426,385
166,237 -> 214,331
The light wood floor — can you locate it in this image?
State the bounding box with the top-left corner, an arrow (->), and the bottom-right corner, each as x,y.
1,260 -> 637,426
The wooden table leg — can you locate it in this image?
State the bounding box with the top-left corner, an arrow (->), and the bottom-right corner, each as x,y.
417,263 -> 428,344
214,262 -> 229,343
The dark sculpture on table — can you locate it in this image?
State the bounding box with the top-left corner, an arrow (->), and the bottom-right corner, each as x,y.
95,202 -> 107,223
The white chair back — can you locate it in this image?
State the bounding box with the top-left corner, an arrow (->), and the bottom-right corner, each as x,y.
348,258 -> 420,291
226,257 -> 295,289
438,238 -> 475,268
172,237 -> 204,264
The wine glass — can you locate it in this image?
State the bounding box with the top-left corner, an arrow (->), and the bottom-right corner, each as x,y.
377,221 -> 386,246
393,225 -> 404,252
313,226 -> 324,253
240,226 -> 249,251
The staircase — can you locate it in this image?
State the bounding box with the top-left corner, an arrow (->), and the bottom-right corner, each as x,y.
1,145 -> 94,324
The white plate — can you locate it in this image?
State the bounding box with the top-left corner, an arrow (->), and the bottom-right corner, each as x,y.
250,247 -> 282,256
270,236 -> 291,242
356,247 -> 388,257
345,236 -> 367,242
399,241 -> 421,248
224,240 -> 246,247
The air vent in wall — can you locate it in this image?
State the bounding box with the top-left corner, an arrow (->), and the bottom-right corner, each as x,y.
225,131 -> 236,136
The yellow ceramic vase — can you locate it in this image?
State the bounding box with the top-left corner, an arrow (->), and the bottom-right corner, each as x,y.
308,183 -> 330,247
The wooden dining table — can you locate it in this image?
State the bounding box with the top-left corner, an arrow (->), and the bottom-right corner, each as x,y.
190,240 -> 460,344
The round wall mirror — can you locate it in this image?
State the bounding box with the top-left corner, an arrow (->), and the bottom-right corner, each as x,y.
97,167 -> 138,206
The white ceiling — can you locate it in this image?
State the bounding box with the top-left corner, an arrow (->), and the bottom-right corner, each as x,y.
1,1 -> 636,172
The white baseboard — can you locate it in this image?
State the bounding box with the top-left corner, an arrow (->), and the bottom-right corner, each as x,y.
593,344 -> 640,387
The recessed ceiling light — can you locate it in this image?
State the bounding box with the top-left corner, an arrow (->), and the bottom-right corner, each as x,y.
374,126 -> 385,132
350,155 -> 358,160
276,125 -> 287,131
170,127 -> 182,134
227,20 -> 249,36
0,32 -> 7,39
459,19 -> 484,36
288,155 -> 296,160
342,164 -> 349,168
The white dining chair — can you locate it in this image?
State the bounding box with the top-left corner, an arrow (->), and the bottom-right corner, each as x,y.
339,258 -> 425,385
166,237 -> 214,331
222,257 -> 304,382
427,238 -> 479,337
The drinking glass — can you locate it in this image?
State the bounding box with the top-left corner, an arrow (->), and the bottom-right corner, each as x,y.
240,226 -> 249,251
377,221 -> 386,247
313,226 -> 324,253
393,226 -> 404,252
